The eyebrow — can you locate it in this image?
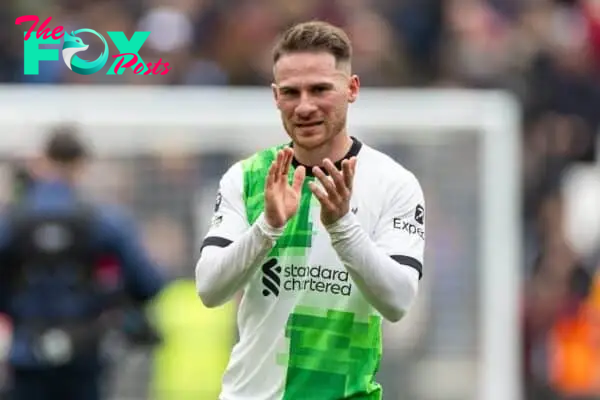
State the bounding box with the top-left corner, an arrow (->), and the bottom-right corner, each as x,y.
278,82 -> 335,92
277,85 -> 296,92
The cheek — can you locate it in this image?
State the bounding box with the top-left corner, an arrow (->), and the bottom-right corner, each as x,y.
277,101 -> 294,117
316,98 -> 337,115
279,98 -> 298,110
321,98 -> 347,119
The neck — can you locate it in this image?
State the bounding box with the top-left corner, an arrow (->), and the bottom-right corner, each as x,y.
293,132 -> 353,167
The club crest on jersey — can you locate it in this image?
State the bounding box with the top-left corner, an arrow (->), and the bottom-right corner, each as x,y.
261,258 -> 352,297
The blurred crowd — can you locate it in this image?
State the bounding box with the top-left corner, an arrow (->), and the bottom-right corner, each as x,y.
1,0 -> 600,399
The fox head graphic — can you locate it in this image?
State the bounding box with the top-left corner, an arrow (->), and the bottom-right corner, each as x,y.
61,31 -> 89,71
60,29 -> 109,75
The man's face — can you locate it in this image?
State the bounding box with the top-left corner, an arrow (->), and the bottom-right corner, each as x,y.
272,52 -> 359,150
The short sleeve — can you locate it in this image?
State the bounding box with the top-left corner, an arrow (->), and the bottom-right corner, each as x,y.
373,172 -> 425,279
200,162 -> 249,249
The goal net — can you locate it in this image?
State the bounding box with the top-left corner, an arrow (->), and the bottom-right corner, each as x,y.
0,86 -> 522,400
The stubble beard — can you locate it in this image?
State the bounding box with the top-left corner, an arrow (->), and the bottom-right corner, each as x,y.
284,115 -> 347,152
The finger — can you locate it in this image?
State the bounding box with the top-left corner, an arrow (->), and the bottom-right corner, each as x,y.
283,146 -> 294,159
345,157 -> 357,190
281,148 -> 292,177
292,165 -> 305,193
312,166 -> 341,204
308,181 -> 335,210
272,150 -> 284,182
342,159 -> 352,190
323,158 -> 349,198
267,156 -> 278,187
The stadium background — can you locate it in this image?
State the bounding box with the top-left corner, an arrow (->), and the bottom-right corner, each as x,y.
0,0 -> 599,399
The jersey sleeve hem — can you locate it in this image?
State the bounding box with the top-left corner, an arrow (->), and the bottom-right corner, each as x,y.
390,255 -> 423,279
200,236 -> 233,251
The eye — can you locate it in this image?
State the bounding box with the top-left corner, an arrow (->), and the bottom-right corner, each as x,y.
280,88 -> 299,97
312,86 -> 329,94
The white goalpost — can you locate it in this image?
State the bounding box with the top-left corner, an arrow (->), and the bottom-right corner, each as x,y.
0,86 -> 522,400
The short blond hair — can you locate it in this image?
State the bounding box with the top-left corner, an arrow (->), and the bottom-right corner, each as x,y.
272,20 -> 352,66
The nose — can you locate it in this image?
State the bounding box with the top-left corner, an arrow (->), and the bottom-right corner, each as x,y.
294,93 -> 317,118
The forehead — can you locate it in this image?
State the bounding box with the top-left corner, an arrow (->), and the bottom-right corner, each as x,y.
274,52 -> 345,86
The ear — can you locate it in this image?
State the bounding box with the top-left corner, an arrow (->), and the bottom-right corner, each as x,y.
271,83 -> 280,109
348,74 -> 360,104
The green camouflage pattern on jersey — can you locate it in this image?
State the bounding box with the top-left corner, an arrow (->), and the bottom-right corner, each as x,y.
241,145 -> 383,400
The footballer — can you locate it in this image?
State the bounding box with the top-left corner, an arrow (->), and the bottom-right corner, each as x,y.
196,20 -> 426,400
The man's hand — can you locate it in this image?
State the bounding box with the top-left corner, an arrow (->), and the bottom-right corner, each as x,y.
309,157 -> 357,226
264,147 -> 306,228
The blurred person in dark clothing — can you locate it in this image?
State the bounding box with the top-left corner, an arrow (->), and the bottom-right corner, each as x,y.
0,126 -> 166,400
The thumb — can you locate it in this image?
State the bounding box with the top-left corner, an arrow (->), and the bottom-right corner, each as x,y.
292,166 -> 305,193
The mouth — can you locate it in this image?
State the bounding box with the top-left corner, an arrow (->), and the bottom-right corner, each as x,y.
295,121 -> 324,128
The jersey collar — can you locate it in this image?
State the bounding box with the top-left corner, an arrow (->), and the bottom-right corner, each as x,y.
291,136 -> 362,177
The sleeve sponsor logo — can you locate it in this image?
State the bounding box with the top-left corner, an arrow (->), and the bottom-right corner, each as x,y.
214,191 -> 222,212
393,204 -> 425,240
415,204 -> 424,225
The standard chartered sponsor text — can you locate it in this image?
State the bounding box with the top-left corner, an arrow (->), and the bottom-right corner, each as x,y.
282,264 -> 352,295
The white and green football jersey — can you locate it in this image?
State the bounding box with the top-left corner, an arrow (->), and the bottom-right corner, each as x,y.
202,137 -> 425,400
